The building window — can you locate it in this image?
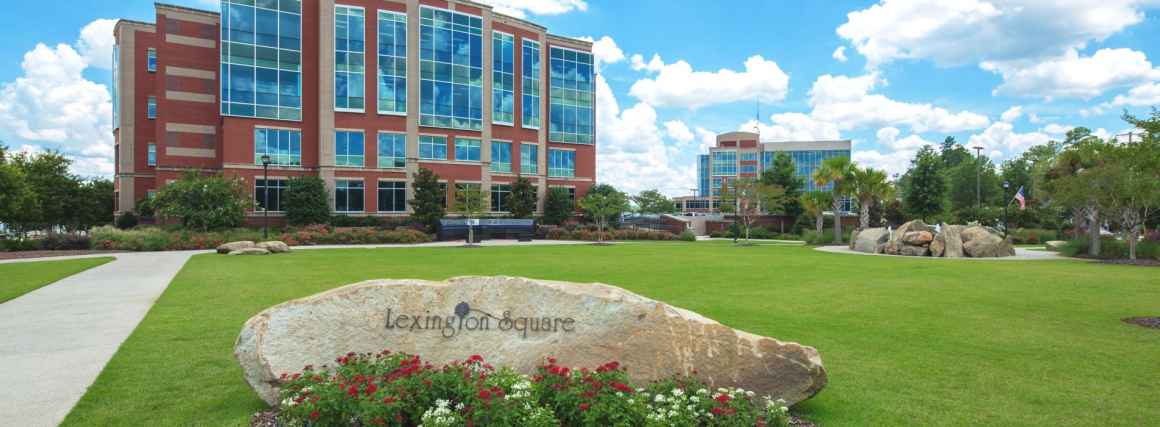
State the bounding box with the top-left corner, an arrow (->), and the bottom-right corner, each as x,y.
147,143 -> 156,166
377,10 -> 407,114
548,149 -> 575,178
455,137 -> 481,162
453,183 -> 481,211
549,47 -> 593,144
334,179 -> 364,212
377,132 -> 406,169
492,31 -> 515,125
712,151 -> 737,176
147,48 -> 157,72
418,6 -> 483,131
741,164 -> 758,174
335,130 -> 365,167
335,6 -> 365,112
378,181 -> 406,212
740,152 -> 758,162
255,178 -> 287,212
698,154 -> 709,197
520,143 -> 538,174
221,0 -> 303,121
490,141 -> 512,173
491,183 -> 511,212
419,135 -> 447,160
521,39 -> 541,129
438,182 -> 448,208
254,128 -> 302,166
147,96 -> 157,119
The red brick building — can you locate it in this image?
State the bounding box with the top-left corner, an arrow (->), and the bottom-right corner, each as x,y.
112,1 -> 595,220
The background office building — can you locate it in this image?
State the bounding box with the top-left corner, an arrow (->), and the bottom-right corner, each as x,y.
681,131 -> 851,213
112,1 -> 596,219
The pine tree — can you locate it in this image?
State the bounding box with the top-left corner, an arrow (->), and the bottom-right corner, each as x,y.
410,168 -> 446,232
508,176 -> 537,219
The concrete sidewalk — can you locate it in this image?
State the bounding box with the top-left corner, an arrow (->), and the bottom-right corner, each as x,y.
0,251 -> 196,426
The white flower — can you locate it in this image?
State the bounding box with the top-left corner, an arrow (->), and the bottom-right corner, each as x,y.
746,390 -> 755,398
690,396 -> 700,403
697,388 -> 709,395
672,388 -> 684,396
654,394 -> 666,403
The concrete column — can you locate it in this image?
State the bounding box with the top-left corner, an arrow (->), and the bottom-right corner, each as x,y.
536,32 -> 548,213
479,7 -> 494,203
404,0 -> 421,213
319,0 -> 338,207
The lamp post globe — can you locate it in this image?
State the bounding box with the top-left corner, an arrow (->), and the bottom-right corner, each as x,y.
260,155 -> 272,239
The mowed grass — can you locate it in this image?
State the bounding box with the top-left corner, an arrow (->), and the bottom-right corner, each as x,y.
63,243 -> 1159,426
0,257 -> 114,304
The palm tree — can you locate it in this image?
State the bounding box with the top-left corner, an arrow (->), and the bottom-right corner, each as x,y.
813,157 -> 855,244
801,191 -> 833,240
850,167 -> 894,230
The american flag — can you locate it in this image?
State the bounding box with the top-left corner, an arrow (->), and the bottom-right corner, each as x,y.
1013,186 -> 1026,210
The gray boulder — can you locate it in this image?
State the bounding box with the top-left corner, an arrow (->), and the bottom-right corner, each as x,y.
898,244 -> 930,257
228,247 -> 271,256
217,241 -> 255,254
1045,240 -> 1067,251
940,225 -> 966,258
961,226 -> 1015,257
256,241 -> 290,253
902,231 -> 934,246
852,227 -> 890,253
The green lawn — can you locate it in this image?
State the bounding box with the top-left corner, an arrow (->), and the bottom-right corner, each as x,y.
63,243 -> 1160,426
0,257 -> 114,304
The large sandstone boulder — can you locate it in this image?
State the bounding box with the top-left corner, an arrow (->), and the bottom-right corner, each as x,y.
961,226 -> 1015,258
940,225 -> 966,258
852,227 -> 890,253
898,244 -> 930,257
902,231 -> 934,246
256,241 -> 290,253
888,220 -> 936,252
228,247 -> 271,256
235,277 -> 827,406
217,241 -> 255,254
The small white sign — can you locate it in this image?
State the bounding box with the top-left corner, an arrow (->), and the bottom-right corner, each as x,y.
467,219 -> 480,226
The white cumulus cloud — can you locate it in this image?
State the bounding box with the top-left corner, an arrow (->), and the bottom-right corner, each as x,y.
1000,106 -> 1023,123
740,112 -> 842,142
808,73 -> 990,133
628,55 -> 790,109
77,18 -> 118,69
630,53 -> 665,73
663,120 -> 694,144
832,46 -> 848,62
476,0 -> 587,19
594,75 -> 695,196
967,121 -> 1053,160
577,35 -> 624,71
988,48 -> 1160,100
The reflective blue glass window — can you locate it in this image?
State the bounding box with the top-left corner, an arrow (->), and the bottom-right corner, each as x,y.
548,149 -> 575,178
377,132 -> 406,168
146,48 -> 156,72
419,7 -> 482,130
491,184 -> 511,212
254,128 -> 302,166
335,6 -> 365,111
221,0 -> 302,121
492,31 -> 515,124
419,135 -> 448,160
548,47 -> 593,144
712,151 -> 736,176
147,96 -> 157,119
377,11 -> 407,114
521,39 -> 541,129
454,137 -> 481,161
335,179 -> 364,212
520,143 -> 538,174
490,141 -> 512,173
335,130 -> 365,167
147,144 -> 156,166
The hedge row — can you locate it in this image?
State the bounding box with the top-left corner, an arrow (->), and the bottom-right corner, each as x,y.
90,225 -> 431,252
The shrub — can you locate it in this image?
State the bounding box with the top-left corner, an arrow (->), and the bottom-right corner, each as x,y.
1009,228 -> 1059,245
328,215 -> 383,228
89,225 -> 431,251
37,233 -> 91,250
0,239 -> 39,252
115,212 -> 139,230
542,226 -> 676,241
284,176 -> 331,226
277,351 -> 792,427
542,188 -> 574,226
1059,238 -> 1131,259
802,228 -> 854,245
679,229 -> 697,242
153,171 -> 250,231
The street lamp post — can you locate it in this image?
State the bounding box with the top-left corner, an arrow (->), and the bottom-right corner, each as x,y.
1002,180 -> 1010,239
260,154 -> 272,239
972,146 -> 984,211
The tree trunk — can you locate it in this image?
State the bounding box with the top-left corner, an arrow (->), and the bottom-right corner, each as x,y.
1072,207 -> 1084,239
745,218 -> 751,243
467,224 -> 474,246
815,214 -> 823,239
1129,228 -> 1138,260
832,200 -> 844,244
1088,206 -> 1100,257
859,198 -> 871,230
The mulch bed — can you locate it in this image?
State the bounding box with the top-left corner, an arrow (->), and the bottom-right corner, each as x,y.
1099,259 -> 1160,267
0,250 -> 124,260
1122,317 -> 1160,330
251,410 -> 819,426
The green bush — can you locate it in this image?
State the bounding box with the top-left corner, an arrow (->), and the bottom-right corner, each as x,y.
37,233 -> 91,250
679,229 -> 697,242
1009,228 -> 1059,245
153,171 -> 250,231
0,239 -> 39,252
115,212 -> 139,230
90,225 -> 432,251
277,351 -> 792,427
543,227 -> 676,241
1059,238 -> 1141,259
284,176 -> 331,226
802,228 -> 854,245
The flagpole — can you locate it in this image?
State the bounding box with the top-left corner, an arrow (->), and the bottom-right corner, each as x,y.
1002,181 -> 1010,239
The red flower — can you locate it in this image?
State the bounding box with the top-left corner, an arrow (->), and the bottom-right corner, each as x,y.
347,385 -> 359,397
712,407 -> 724,415
612,382 -> 633,393
716,394 -> 731,404
365,383 -> 378,396
383,396 -> 396,404
579,403 -> 590,411
468,354 -> 484,363
309,411 -> 320,420
478,389 -> 491,400
547,356 -> 557,364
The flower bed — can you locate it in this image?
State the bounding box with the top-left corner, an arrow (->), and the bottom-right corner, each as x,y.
275,351 -> 793,427
91,225 -> 431,252
543,227 -> 677,241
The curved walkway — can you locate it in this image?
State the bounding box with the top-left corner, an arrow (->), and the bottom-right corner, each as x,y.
815,245 -> 1071,261
0,239 -> 587,426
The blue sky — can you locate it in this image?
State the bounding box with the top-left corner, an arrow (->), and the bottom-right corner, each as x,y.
2,0 -> 1159,196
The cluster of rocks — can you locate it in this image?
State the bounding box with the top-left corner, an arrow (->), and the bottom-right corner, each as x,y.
850,220 -> 1015,258
216,241 -> 291,256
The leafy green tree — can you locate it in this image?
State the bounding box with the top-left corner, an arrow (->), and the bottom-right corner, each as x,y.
946,156 -> 1001,215
452,184 -> 490,245
508,176 -> 537,219
849,167 -> 894,229
940,136 -> 972,168
1000,158 -> 1034,201
153,171 -> 250,231
284,175 -> 330,226
1094,140 -> 1160,259
812,156 -> 854,244
759,153 -> 804,219
9,150 -> 80,232
0,148 -> 34,232
801,191 -> 833,238
409,168 -> 445,232
632,189 -> 675,215
1122,107 -> 1160,138
584,183 -> 625,227
902,146 -> 946,222
579,187 -> 629,243
1046,138 -> 1113,256
72,179 -> 114,230
542,188 -> 573,226
719,178 -> 785,243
